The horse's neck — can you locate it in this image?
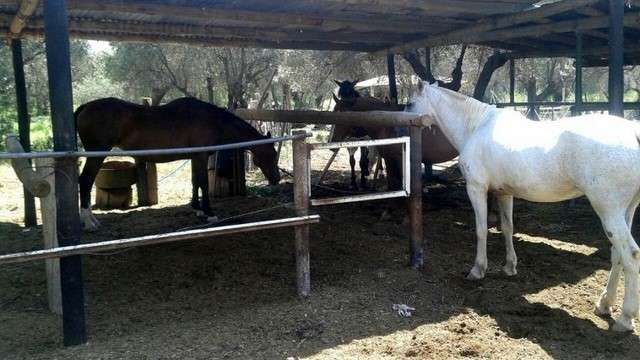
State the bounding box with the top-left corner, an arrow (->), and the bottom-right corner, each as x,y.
430,90 -> 494,150
222,119 -> 262,146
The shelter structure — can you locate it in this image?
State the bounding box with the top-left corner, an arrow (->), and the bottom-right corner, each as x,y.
0,0 -> 634,346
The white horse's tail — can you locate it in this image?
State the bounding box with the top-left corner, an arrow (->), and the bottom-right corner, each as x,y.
633,124 -> 640,260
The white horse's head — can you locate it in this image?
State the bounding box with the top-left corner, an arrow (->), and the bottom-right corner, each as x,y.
406,81 -> 440,126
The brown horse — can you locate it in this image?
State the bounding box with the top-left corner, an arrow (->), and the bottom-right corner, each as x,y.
75,97 -> 280,231
330,80 -> 458,188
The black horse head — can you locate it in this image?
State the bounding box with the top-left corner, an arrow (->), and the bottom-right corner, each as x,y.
334,79 -> 361,100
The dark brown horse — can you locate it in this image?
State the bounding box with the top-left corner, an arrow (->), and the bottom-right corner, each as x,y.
76,97 -> 280,231
331,80 -> 458,188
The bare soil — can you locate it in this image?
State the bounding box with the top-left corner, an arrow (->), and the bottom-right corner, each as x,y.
1,150 -> 639,359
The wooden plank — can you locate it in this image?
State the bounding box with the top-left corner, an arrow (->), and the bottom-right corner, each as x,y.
43,0 -> 86,346
387,54 -> 398,104
35,157 -> 62,315
336,0 -> 529,15
374,0 -> 602,55
311,190 -> 408,206
0,215 -> 321,264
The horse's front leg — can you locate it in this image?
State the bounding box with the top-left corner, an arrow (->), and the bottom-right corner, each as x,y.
497,195 -> 517,276
79,156 -> 107,231
466,183 -> 489,280
348,148 -> 357,189
359,147 -> 369,189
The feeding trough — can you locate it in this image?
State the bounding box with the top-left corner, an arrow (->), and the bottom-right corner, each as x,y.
95,161 -> 137,209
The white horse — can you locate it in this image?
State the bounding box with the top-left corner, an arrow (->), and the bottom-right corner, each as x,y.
408,82 -> 640,332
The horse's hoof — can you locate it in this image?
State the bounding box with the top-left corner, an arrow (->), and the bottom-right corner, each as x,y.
466,269 -> 485,281
594,303 -> 612,317
503,263 -> 517,276
612,318 -> 634,332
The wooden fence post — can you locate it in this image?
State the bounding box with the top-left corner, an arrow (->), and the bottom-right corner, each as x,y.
292,130 -> 311,297
35,158 -> 62,315
408,127 -> 424,269
136,161 -> 158,206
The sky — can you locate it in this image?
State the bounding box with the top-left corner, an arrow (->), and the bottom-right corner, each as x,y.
87,40 -> 112,54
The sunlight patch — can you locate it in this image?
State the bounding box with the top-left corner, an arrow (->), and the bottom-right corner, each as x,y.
515,233 -> 598,255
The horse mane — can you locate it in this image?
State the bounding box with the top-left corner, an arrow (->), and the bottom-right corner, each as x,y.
418,85 -> 498,133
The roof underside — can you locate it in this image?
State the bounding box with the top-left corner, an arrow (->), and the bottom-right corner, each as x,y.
0,0 -> 638,65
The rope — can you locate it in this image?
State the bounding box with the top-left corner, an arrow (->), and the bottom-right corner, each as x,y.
158,160 -> 189,183
176,202 -> 294,232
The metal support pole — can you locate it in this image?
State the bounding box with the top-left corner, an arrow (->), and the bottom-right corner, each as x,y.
574,32 -> 583,116
608,0 -> 624,117
408,126 -> 423,268
292,130 -> 311,297
11,38 -> 37,227
43,0 -> 87,346
509,59 -> 515,104
387,53 -> 398,105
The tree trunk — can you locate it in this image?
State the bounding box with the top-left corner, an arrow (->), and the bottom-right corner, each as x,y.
206,77 -> 214,104
473,51 -> 508,101
525,78 -> 540,120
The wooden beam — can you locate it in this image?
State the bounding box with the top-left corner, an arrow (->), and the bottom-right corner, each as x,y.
61,0 -> 451,34
8,14 -> 414,45
0,215 -> 321,264
331,0 -> 530,16
9,0 -> 39,36
373,0 -> 602,55
43,0 -> 87,347
609,0 -> 624,116
235,109 -> 431,127
14,28 -> 385,52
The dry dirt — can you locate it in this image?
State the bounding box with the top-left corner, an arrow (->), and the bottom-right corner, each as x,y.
1,147 -> 639,359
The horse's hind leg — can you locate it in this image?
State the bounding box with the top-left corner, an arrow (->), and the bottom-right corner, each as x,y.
597,194 -> 640,318
497,195 -> 517,276
79,156 -> 107,231
597,213 -> 640,331
596,246 -> 622,317
192,156 -> 215,220
190,160 -> 201,210
359,147 -> 369,189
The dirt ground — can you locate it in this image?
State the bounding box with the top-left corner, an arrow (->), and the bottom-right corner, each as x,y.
1,146 -> 640,359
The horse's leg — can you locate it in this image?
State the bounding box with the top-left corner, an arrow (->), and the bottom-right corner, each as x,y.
359,147 -> 369,189
348,148 -> 357,189
190,160 -> 201,210
598,213 -> 640,331
423,161 -> 433,181
595,246 -> 622,317
497,195 -> 517,276
79,156 -> 107,231
597,193 -> 640,317
466,183 -> 489,280
193,155 -> 214,219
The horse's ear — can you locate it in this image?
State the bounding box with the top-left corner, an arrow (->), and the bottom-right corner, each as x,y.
332,93 -> 339,102
266,131 -> 272,138
430,81 -> 439,88
333,80 -> 341,86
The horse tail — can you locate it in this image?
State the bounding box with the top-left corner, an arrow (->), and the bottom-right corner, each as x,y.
73,104 -> 86,126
